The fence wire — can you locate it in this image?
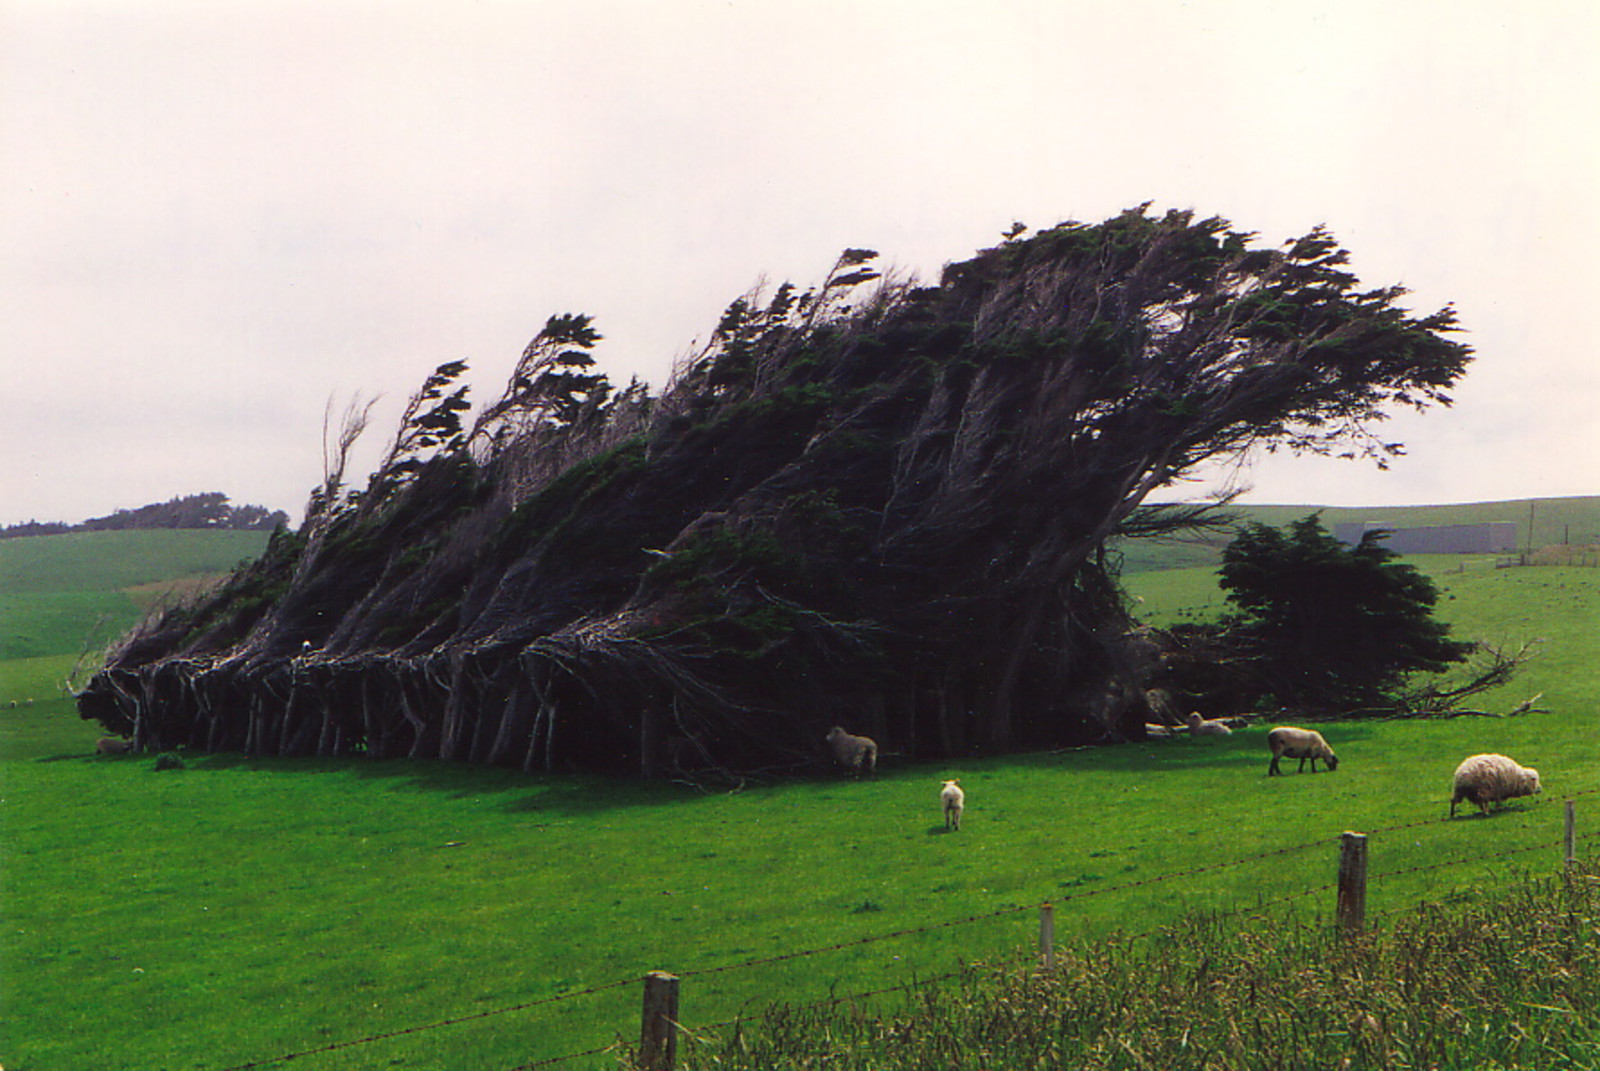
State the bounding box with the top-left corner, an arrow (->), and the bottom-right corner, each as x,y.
216,976 -> 636,1070
221,792 -> 1594,1070
504,1041 -> 622,1071
687,967 -> 971,1043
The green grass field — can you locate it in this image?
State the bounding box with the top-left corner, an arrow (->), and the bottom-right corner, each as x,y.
1,523 -> 1597,1069
0,529 -> 269,678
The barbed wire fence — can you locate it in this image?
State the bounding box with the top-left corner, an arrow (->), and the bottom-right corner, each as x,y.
218,787 -> 1599,1071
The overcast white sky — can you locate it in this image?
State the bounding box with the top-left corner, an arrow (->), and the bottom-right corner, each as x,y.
3,0 -> 1596,527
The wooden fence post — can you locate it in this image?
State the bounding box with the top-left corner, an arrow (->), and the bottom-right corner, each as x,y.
1337,831 -> 1368,935
640,971 -> 680,1071
1565,799 -> 1577,869
1039,902 -> 1056,972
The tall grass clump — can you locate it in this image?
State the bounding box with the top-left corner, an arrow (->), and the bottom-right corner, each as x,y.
660,861 -> 1600,1070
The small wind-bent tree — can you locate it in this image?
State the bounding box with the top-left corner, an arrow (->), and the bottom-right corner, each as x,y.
368,359 -> 472,502
470,314 -> 608,447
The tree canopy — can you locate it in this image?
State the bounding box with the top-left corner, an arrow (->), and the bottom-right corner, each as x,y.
1216,515 -> 1476,713
78,206 -> 1474,776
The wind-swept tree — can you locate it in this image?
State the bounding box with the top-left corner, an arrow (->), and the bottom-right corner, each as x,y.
79,207 -> 1473,774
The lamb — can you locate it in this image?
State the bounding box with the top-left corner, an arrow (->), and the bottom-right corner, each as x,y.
826,726 -> 877,776
1266,726 -> 1339,775
940,779 -> 964,831
96,737 -> 135,756
1186,711 -> 1232,737
1450,753 -> 1542,817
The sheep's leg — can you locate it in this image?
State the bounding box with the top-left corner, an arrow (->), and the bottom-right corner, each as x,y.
1268,754 -> 1281,776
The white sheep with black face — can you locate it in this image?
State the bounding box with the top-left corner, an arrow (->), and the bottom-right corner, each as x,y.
1450,753 -> 1541,817
826,726 -> 877,776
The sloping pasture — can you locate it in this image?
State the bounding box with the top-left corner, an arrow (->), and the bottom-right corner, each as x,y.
0,536 -> 1595,1068
0,529 -> 269,671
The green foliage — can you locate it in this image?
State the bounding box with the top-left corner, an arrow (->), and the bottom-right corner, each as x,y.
484,437 -> 649,561
1215,515 -> 1474,713
1130,554 -> 1599,728
163,525 -> 306,649
366,360 -> 474,501
644,527 -> 795,591
470,312 -> 612,445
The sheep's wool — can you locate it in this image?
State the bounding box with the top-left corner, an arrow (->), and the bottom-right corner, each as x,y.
1451,753 -> 1541,816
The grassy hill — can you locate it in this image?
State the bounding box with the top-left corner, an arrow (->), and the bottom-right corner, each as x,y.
0,529 -> 270,696
1,513 -> 1596,1068
1116,495 -> 1600,573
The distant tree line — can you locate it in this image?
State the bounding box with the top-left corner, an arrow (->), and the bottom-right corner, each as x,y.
3,493 -> 288,539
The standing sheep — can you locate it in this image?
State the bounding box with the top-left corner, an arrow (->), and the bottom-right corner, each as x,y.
826,726 -> 877,776
1186,711 -> 1233,737
940,779 -> 964,831
1450,753 -> 1542,817
1266,727 -> 1339,775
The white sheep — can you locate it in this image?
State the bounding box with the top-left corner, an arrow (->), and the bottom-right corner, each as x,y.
1266,726 -> 1339,775
96,737 -> 135,756
1186,711 -> 1232,737
940,779 -> 964,831
826,726 -> 877,776
1450,753 -> 1542,817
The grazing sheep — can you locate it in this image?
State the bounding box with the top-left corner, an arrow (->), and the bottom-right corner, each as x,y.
1450,753 -> 1542,817
940,779 -> 964,831
826,726 -> 877,776
1185,711 -> 1232,737
96,737 -> 135,756
1266,726 -> 1339,775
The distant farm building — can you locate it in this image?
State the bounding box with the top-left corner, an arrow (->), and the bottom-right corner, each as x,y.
1331,521 -> 1519,554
